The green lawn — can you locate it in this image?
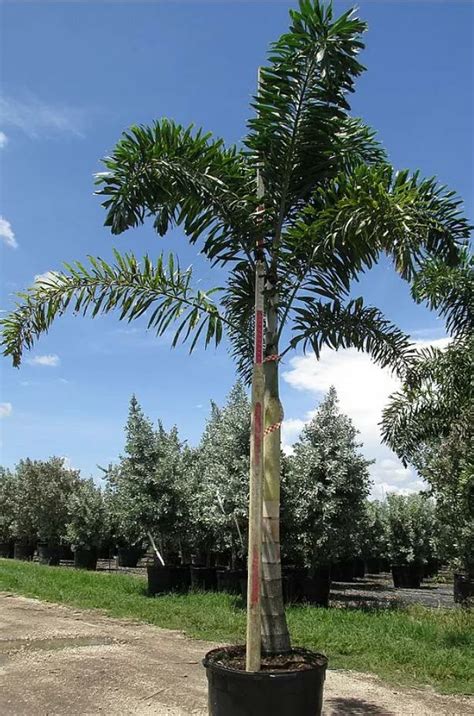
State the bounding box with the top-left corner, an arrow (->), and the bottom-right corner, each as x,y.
0,558 -> 472,695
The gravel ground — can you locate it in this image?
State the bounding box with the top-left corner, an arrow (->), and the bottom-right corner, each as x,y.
1,593 -> 472,716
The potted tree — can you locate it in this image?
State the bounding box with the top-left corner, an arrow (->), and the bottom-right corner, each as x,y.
11,460 -> 38,560
66,478 -> 106,570
190,384 -> 250,594
360,500 -> 390,575
382,257 -> 472,604
285,388 -> 372,604
2,0 -> 470,712
0,467 -> 15,558
386,493 -> 436,589
30,457 -> 80,565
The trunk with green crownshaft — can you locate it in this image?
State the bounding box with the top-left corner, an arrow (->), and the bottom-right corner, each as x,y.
261,272 -> 291,655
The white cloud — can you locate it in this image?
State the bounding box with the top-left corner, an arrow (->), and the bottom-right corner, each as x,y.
0,131 -> 8,148
34,270 -> 60,286
0,403 -> 12,418
282,338 -> 449,497
26,354 -> 60,367
0,216 -> 18,249
0,95 -> 86,139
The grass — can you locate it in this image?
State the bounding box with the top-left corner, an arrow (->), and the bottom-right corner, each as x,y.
0,558 -> 473,695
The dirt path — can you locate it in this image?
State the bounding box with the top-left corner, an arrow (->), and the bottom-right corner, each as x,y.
0,593 -> 471,715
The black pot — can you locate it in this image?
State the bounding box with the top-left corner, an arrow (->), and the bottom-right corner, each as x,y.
391,563 -> 422,589
74,547 -> 98,570
423,559 -> 440,579
117,546 -> 141,568
37,542 -> 61,566
453,573 -> 474,606
191,566 -> 217,591
331,560 -> 355,583
282,567 -> 307,604
59,544 -> 74,561
13,543 -> 35,561
353,558 -> 365,579
0,541 -> 13,558
147,564 -> 190,595
303,566 -> 332,607
365,557 -> 381,574
203,646 -> 328,716
217,569 -> 247,595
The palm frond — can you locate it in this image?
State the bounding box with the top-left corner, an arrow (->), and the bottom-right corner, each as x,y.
381,335 -> 473,464
289,296 -> 415,373
287,164 -> 471,281
95,120 -> 257,264
1,251 -> 236,368
245,0 -> 380,229
411,251 -> 474,337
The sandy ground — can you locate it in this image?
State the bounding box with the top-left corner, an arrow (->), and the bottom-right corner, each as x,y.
0,593 -> 472,716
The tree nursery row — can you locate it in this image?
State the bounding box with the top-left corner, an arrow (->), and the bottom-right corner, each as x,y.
1,386 -> 471,605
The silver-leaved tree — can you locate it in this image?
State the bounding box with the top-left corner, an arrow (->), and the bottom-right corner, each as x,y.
1,0 -> 470,666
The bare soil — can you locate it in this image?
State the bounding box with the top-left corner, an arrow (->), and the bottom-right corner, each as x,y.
0,593 -> 472,715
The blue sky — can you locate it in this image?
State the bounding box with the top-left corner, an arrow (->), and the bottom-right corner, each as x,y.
1,0 -> 472,496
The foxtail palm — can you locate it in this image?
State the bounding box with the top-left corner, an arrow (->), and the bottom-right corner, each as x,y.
2,0 -> 470,664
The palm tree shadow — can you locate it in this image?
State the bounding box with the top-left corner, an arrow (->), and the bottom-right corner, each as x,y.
324,697 -> 395,715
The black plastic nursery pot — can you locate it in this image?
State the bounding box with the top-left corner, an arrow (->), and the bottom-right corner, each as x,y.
191,566 -> 217,591
13,543 -> 35,561
0,541 -> 13,558
353,558 -> 365,579
203,646 -> 328,716
453,573 -> 474,606
117,546 -> 141,568
217,569 -> 247,595
37,542 -> 61,566
59,544 -> 74,561
331,559 -> 355,583
423,559 -> 440,579
147,564 -> 191,595
74,547 -> 98,570
303,566 -> 332,607
365,557 -> 381,574
391,563 -> 423,589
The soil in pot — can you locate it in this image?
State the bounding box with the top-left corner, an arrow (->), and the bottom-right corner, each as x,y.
117,546 -> 141,568
203,645 -> 328,716
147,564 -> 190,595
0,541 -> 13,558
391,563 -> 423,589
217,569 -> 247,595
13,543 -> 35,561
191,566 -> 217,591
453,573 -> 474,606
74,547 -> 98,570
37,543 -> 61,566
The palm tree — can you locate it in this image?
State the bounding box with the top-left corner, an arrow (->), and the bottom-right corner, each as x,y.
1,0 -> 470,667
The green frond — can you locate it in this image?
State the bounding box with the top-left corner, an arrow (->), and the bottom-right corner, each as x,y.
289,297 -> 415,374
288,164 -> 471,281
0,251 -> 233,368
245,0 -> 383,227
381,335 -> 473,464
95,120 -> 257,264
411,251 -> 474,337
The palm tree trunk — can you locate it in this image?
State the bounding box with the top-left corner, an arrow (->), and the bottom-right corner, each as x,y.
261,288 -> 291,654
